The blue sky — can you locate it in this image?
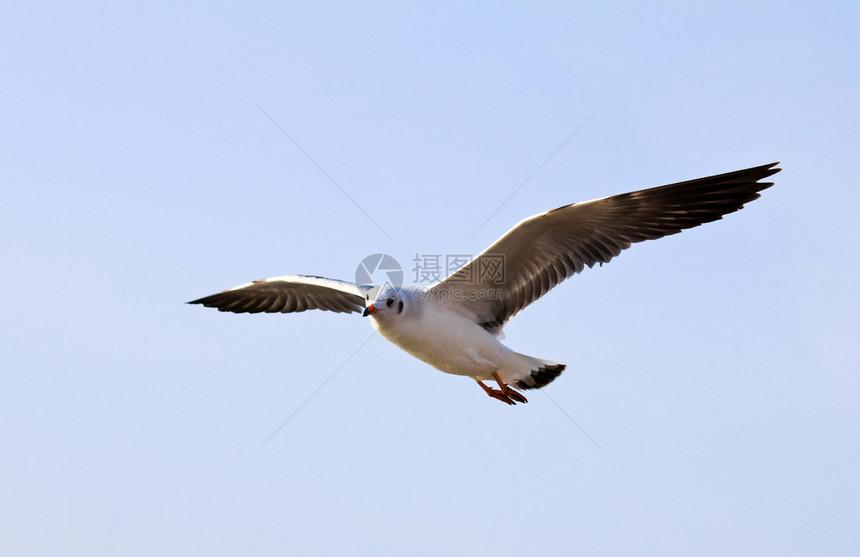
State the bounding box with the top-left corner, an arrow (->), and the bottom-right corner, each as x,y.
2,2 -> 858,555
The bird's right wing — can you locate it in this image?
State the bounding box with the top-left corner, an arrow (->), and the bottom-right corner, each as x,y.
188,274 -> 368,314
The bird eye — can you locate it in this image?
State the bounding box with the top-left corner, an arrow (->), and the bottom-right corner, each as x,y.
397,300 -> 404,313
386,298 -> 394,307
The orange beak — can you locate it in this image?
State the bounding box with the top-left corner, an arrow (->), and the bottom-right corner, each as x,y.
362,304 -> 378,317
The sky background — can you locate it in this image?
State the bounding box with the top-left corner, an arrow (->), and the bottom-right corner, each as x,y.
2,2 -> 858,555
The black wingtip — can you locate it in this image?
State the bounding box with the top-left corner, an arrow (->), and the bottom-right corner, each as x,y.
515,363 -> 567,390
756,161 -> 782,179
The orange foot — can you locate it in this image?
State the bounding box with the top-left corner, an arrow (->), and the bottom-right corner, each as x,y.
476,372 -> 528,405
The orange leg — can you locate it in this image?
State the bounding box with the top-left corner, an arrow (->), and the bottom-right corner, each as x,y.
475,373 -> 528,405
493,372 -> 528,403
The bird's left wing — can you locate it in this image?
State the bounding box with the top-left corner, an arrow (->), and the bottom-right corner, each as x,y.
431,162 -> 780,333
188,274 -> 368,314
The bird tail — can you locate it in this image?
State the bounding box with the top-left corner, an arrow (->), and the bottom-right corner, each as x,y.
512,354 -> 567,390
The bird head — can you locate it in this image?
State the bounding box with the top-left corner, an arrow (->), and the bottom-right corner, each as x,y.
363,288 -> 406,319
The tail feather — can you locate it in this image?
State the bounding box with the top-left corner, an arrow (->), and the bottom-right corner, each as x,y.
514,356 -> 567,390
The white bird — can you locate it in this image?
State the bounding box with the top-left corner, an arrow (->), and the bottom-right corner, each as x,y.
190,162 -> 780,405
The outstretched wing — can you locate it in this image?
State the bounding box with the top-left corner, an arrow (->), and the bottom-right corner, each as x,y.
188,274 -> 368,314
433,162 -> 780,333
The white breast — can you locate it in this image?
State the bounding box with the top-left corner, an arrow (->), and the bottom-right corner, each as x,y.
373,301 -> 510,380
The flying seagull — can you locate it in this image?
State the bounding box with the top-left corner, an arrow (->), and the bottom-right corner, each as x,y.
190,162 -> 780,405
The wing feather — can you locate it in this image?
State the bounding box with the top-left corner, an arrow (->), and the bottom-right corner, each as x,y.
188,275 -> 366,315
433,162 -> 780,333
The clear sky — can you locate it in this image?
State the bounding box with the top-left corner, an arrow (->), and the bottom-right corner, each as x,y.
2,2 -> 858,555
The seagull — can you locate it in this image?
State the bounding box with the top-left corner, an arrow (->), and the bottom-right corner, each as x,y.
189,162 -> 780,405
